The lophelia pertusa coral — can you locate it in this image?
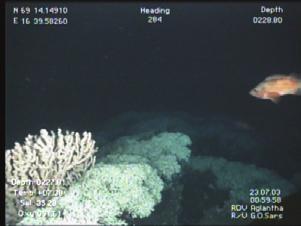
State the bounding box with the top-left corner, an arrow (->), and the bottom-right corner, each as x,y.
5,129 -> 98,225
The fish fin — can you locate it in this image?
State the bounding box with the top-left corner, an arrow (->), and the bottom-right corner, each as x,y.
264,73 -> 301,81
295,88 -> 301,96
268,92 -> 281,104
271,97 -> 281,103
288,73 -> 301,84
264,74 -> 287,81
296,76 -> 301,95
288,73 -> 301,79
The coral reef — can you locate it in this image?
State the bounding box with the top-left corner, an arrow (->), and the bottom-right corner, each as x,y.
7,111 -> 300,225
18,132 -> 192,225
102,132 -> 192,181
5,129 -> 98,225
19,163 -> 164,225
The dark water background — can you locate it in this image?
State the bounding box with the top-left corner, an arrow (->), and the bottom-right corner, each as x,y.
5,2 -> 301,177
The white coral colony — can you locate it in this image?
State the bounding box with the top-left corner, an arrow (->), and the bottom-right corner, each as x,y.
5,129 -> 98,225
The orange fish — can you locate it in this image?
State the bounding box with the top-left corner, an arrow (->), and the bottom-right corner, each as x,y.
249,73 -> 301,103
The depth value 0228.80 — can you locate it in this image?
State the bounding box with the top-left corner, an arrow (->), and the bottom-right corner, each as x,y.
252,16 -> 283,24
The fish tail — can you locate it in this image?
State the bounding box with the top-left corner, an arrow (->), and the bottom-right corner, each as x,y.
297,86 -> 301,95
289,73 -> 301,95
296,78 -> 301,96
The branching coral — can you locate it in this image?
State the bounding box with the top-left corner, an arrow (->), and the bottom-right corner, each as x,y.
5,129 -> 98,225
